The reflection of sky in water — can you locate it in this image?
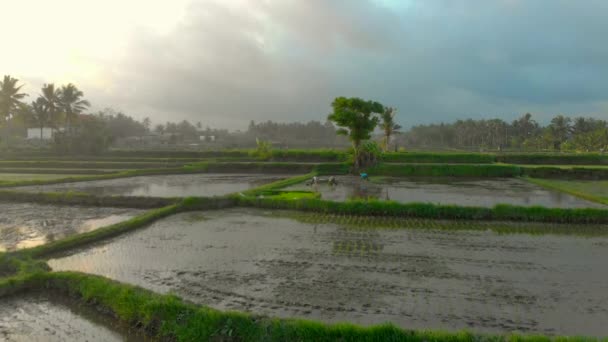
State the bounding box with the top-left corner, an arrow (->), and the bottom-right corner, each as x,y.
288,176 -> 604,208
0,214 -> 134,252
16,174 -> 289,198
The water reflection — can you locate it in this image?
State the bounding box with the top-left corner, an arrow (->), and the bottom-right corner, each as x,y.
16,174 -> 290,198
289,176 -> 604,208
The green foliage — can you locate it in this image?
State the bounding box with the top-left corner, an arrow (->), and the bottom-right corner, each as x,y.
379,107 -> 401,152
53,116 -> 112,155
328,97 -> 384,168
250,138 -> 273,160
0,75 -> 27,122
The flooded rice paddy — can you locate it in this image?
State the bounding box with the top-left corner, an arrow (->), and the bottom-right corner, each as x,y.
0,293 -> 148,342
13,173 -> 289,197
0,203 -> 141,252
285,176 -> 604,208
49,209 -> 608,336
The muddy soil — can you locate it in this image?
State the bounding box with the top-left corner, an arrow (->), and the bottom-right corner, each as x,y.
286,176 -> 604,208
49,209 -> 608,336
0,203 -> 142,252
0,292 -> 148,342
13,173 -> 289,198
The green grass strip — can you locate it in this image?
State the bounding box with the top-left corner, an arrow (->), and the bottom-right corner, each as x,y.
524,178 -> 608,205
11,271 -> 602,341
235,197 -> 608,224
242,172 -> 318,196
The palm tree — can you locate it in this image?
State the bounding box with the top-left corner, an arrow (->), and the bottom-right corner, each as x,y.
39,84 -> 61,129
58,83 -> 90,134
379,107 -> 401,152
0,75 -> 28,123
31,97 -> 50,139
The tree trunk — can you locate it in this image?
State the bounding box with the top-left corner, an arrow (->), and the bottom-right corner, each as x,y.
353,140 -> 361,171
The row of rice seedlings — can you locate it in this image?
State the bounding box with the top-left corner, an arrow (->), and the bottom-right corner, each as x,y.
279,211 -> 608,236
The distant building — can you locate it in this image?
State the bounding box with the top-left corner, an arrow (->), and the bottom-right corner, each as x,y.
26,127 -> 55,140
199,135 -> 215,142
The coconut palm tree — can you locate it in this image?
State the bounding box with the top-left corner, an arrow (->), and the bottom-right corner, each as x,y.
0,75 -> 28,123
379,107 -> 401,152
31,97 -> 50,139
39,83 -> 61,128
58,83 -> 90,134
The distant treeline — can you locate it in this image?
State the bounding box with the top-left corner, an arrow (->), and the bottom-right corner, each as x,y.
398,113 -> 608,152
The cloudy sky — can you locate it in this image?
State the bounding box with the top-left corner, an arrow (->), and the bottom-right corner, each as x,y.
2,0 -> 608,129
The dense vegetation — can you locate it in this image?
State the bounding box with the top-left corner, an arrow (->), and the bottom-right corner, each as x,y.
400,113 -> 608,152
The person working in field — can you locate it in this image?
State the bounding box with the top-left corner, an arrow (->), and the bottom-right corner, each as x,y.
360,172 -> 369,181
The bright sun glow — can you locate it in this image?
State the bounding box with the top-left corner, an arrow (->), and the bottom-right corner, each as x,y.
0,0 -> 191,91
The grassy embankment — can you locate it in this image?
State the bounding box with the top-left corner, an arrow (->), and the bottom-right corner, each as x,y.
0,270 -> 602,342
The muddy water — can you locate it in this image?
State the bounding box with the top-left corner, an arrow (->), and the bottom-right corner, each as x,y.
0,293 -> 148,342
49,209 -> 608,336
285,176 -> 604,208
0,203 -> 142,252
14,173 -> 288,197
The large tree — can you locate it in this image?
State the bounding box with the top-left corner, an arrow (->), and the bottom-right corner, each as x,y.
548,115 -> 572,150
0,75 -> 27,123
31,97 -> 50,139
39,83 -> 61,128
58,83 -> 90,134
379,106 -> 401,152
328,97 -> 383,168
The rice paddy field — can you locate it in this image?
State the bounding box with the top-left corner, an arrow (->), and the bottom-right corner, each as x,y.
284,176 -> 605,208
2,151 -> 608,341
12,173 -> 291,198
0,203 -> 142,252
48,209 -> 608,337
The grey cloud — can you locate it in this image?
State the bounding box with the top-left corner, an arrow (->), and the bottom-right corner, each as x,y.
95,0 -> 608,128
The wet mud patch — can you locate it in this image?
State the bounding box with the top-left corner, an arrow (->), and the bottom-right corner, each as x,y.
0,292 -> 148,342
13,173 -> 291,198
0,202 -> 142,252
49,208 -> 608,336
285,176 -> 605,208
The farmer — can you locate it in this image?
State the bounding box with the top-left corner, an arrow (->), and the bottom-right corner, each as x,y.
328,176 -> 338,186
307,176 -> 319,186
360,172 -> 369,181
